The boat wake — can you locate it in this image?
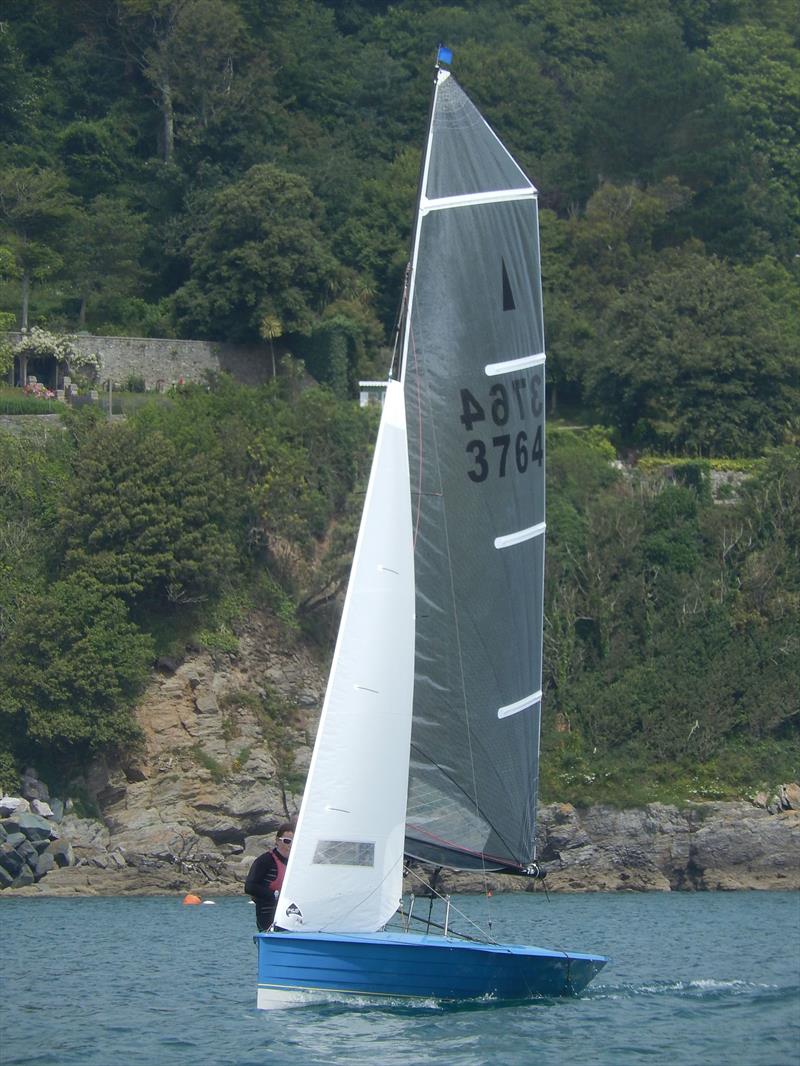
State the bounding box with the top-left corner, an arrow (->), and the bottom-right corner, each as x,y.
589,979 -> 791,1004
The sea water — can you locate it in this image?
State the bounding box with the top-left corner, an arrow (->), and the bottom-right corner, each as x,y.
1,891 -> 797,1066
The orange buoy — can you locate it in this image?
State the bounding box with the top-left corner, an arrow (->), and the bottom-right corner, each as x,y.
183,893 -> 202,905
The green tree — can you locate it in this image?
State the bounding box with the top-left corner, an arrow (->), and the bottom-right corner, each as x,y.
58,418 -> 236,607
66,195 -> 147,327
0,573 -> 153,755
700,23 -> 800,260
173,163 -> 343,342
587,248 -> 799,454
0,166 -> 75,329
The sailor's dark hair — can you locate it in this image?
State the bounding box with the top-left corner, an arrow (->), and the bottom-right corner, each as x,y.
276,821 -> 296,838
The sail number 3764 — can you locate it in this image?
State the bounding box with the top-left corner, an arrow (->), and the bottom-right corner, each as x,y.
459,377 -> 543,483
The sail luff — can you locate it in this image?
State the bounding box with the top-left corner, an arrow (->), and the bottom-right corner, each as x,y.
399,68 -> 447,388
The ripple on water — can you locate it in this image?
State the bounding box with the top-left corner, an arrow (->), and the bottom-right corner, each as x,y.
1,892 -> 798,1066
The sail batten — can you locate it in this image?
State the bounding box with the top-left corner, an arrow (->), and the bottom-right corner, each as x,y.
494,521 -> 546,550
485,352 -> 546,376
497,692 -> 542,720
422,187 -> 536,213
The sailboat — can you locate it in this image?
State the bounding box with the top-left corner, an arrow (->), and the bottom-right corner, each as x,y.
255,54 -> 607,1008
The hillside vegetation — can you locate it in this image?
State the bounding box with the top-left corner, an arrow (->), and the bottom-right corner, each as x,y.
0,0 -> 797,448
0,387 -> 797,802
0,1 -> 797,801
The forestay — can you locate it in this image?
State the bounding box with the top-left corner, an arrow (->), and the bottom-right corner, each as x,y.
402,70 -> 546,872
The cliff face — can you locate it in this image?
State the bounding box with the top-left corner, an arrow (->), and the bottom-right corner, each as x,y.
1,609 -> 798,898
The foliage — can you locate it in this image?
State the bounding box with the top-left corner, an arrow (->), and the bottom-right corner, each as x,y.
0,573 -> 153,756
541,433 -> 800,799
0,2 -> 798,800
189,744 -> 226,782
0,0 -> 794,444
585,249 -> 799,455
57,415 -> 237,608
172,164 -> 345,343
13,326 -> 76,362
0,387 -> 59,413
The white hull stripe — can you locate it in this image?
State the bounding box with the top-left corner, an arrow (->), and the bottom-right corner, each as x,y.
497,691 -> 542,720
421,187 -> 536,214
485,351 -> 546,377
494,521 -> 546,550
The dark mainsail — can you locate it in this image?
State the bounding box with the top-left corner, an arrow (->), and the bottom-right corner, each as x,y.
402,70 -> 546,872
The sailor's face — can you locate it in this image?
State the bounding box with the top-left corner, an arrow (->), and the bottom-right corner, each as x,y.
276,833 -> 293,858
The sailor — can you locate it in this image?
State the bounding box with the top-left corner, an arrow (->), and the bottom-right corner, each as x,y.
244,821 -> 295,931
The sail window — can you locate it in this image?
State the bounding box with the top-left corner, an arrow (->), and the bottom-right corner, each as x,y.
494,521 -> 546,550
497,691 -> 542,720
312,840 -> 375,867
485,352 -> 546,377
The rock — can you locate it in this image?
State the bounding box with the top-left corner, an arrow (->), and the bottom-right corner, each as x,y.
46,840 -> 75,868
0,823 -> 6,842
752,791 -> 769,808
21,770 -> 49,802
195,691 -> 219,715
16,839 -> 39,868
59,815 -> 109,851
156,656 -> 180,674
691,802 -> 800,889
49,798 -> 65,822
4,831 -> 26,848
0,864 -> 13,888
0,844 -> 25,879
12,867 -> 35,887
780,783 -> 800,810
192,816 -> 245,844
4,813 -> 58,842
31,799 -> 54,818
34,851 -> 55,879
0,796 -> 31,817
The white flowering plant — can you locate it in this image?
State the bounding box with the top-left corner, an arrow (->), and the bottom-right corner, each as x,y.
13,328 -> 102,377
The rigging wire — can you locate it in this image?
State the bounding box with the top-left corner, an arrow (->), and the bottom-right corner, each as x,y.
402,863 -> 499,945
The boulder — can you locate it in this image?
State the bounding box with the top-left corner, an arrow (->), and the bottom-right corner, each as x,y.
195,691 -> 219,715
31,799 -> 54,818
34,851 -> 55,879
16,839 -> 39,868
49,799 -> 65,823
0,796 -> 31,817
12,867 -> 35,888
46,840 -> 75,868
21,770 -> 49,803
0,844 -> 25,878
780,783 -> 800,811
0,864 -> 13,888
4,813 -> 58,842
4,831 -> 26,848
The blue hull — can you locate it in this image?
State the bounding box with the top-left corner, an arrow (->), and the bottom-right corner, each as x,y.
255,930 -> 607,1008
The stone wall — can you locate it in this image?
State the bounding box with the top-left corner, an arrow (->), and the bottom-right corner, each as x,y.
4,332 -> 275,390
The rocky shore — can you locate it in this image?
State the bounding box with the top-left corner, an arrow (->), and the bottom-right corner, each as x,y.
1,611 -> 798,899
